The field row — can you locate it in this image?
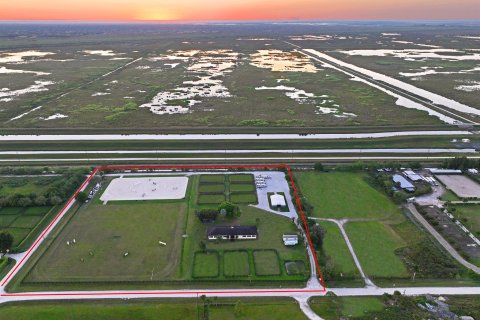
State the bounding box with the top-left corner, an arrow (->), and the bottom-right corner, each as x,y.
193,249 -> 306,279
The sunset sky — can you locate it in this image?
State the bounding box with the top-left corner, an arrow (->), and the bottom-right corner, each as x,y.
1,0 -> 479,21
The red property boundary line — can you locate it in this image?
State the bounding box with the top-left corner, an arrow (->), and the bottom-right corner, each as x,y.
1,164 -> 327,297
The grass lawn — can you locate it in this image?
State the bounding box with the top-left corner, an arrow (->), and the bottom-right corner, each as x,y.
253,250 -> 281,276
198,194 -> 226,205
230,193 -> 258,204
294,172 -> 400,219
26,201 -> 187,282
345,221 -> 409,278
193,251 -> 220,278
309,296 -> 384,319
230,184 -> 256,192
2,228 -> 31,247
0,298 -> 307,320
229,174 -> 254,183
183,204 -> 309,281
200,175 -> 226,183
441,190 -> 461,202
9,216 -> 42,229
199,184 -> 225,193
449,204 -> 480,236
320,221 -> 360,279
223,251 -> 251,277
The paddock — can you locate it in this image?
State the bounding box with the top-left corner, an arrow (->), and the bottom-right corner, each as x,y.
100,176 -> 188,201
436,175 -> 480,198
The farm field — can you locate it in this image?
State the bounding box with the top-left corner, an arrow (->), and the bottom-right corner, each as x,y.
294,172 -> 401,219
11,171 -> 309,291
0,298 -> 307,320
197,174 -> 257,205
25,201 -> 187,282
0,205 -> 56,251
309,296 -> 384,319
293,170 -> 475,286
345,221 -> 409,278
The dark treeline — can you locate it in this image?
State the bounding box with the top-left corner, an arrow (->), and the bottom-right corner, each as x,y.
0,169 -> 89,207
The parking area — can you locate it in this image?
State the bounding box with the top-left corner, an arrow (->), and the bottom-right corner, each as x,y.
252,171 -> 297,219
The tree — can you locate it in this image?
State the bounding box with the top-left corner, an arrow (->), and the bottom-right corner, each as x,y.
218,201 -> 240,219
314,162 -> 325,171
0,231 -> 14,255
76,191 -> 88,203
49,195 -> 63,205
196,209 -> 218,223
34,195 -> 47,206
17,197 -> 32,207
310,224 -> 326,250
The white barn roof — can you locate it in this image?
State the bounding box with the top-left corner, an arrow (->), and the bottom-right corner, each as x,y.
270,193 -> 286,207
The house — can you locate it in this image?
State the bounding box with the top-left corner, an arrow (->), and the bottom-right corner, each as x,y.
392,174 -> 416,192
270,193 -> 286,208
207,225 -> 257,240
282,234 -> 298,246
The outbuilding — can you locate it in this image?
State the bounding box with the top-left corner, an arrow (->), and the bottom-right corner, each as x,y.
282,234 -> 298,246
270,193 -> 286,208
393,174 -> 416,192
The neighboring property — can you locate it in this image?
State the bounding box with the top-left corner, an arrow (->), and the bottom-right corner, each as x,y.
270,193 -> 287,208
392,174 -> 416,192
207,225 -> 258,240
403,170 -> 423,182
282,234 -> 298,246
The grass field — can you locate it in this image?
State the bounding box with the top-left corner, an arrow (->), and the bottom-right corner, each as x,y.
197,174 -> 257,205
0,298 -> 307,320
198,194 -> 226,205
199,184 -> 226,193
0,176 -> 64,197
183,202 -> 309,282
26,201 -> 187,282
345,221 -> 409,278
320,221 -> 360,280
200,175 -> 226,184
309,296 -> 384,319
229,174 -> 255,183
0,206 -> 55,248
449,204 -> 480,236
193,251 -> 220,278
230,193 -> 258,204
294,172 -> 401,219
230,184 -> 256,192
223,251 -> 251,277
253,250 -> 281,276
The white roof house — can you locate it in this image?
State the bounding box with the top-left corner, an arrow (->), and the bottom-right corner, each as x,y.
283,235 -> 298,246
270,193 -> 286,207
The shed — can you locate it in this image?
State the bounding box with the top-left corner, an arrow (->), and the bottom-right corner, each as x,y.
282,234 -> 298,246
270,193 -> 286,207
392,174 -> 416,192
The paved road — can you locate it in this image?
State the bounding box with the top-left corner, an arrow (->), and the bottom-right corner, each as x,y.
4,156 -> 480,163
0,148 -> 476,155
0,131 -> 472,141
407,203 -> 480,274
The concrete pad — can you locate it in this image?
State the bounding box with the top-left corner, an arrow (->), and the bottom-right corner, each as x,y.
100,177 -> 188,201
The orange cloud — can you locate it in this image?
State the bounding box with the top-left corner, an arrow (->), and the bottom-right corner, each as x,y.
0,0 -> 479,20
